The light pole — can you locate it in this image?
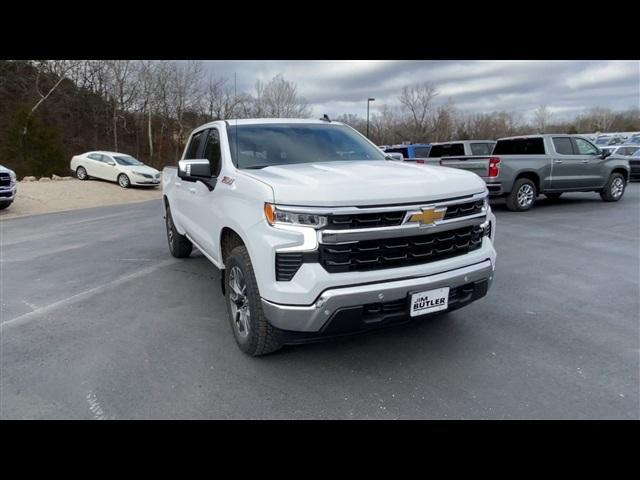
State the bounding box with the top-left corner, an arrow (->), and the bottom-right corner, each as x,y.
366,98 -> 375,139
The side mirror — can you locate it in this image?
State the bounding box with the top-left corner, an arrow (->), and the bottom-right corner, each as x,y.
385,153 -> 404,161
108,161 -> 116,166
178,159 -> 215,191
600,150 -> 612,159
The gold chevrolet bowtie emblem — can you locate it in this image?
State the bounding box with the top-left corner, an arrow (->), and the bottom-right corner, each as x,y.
407,207 -> 447,226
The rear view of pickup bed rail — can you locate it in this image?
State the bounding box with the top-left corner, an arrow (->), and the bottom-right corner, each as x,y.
439,134 -> 630,211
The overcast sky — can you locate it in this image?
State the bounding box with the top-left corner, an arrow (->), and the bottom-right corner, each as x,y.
202,60 -> 639,121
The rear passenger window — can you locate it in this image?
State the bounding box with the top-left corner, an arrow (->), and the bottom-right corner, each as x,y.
413,146 -> 431,158
493,138 -> 546,155
441,143 -> 465,157
386,147 -> 409,158
552,137 -> 575,155
470,143 -> 493,155
185,130 -> 205,159
202,129 -> 222,176
428,145 -> 443,157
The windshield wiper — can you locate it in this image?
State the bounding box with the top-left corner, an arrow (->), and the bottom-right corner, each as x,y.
241,165 -> 269,170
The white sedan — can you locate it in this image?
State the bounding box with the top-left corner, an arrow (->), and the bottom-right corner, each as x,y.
70,151 -> 161,188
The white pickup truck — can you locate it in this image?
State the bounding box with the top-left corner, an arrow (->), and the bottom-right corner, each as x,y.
162,118 -> 497,355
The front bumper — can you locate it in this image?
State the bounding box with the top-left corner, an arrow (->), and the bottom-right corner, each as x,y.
132,178 -> 161,186
261,258 -> 494,334
0,184 -> 17,202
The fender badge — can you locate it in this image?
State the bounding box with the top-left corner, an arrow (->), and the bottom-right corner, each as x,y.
221,176 -> 235,185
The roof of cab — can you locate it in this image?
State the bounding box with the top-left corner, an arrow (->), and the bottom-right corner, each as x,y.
193,118 -> 345,133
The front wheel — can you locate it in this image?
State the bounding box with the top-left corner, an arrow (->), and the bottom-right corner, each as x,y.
225,246 -> 283,356
165,206 -> 192,258
506,178 -> 537,211
600,173 -> 626,202
0,202 -> 12,210
76,166 -> 88,180
118,173 -> 130,188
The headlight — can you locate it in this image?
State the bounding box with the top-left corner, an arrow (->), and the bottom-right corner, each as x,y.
132,170 -> 145,176
9,171 -> 16,181
264,203 -> 327,229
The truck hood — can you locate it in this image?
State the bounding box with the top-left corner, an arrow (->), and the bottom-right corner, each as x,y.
242,161 -> 486,206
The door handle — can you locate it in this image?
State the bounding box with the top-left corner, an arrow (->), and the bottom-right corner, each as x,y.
554,160 -> 563,164
175,181 -> 182,187
188,187 -> 196,194
582,160 -> 589,163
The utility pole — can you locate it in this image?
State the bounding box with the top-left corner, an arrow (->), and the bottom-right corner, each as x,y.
366,98 -> 375,138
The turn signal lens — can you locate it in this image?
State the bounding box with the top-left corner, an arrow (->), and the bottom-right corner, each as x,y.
264,203 -> 276,225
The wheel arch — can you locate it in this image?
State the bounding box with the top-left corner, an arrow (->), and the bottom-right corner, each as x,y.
514,170 -> 541,192
611,167 -> 629,182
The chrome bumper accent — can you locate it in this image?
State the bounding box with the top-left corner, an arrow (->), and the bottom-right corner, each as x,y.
261,259 -> 494,332
320,214 -> 486,244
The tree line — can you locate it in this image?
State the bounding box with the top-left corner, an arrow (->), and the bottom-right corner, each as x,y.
0,60 -> 637,178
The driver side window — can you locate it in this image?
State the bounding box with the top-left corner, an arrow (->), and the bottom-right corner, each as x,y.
574,138 -> 599,155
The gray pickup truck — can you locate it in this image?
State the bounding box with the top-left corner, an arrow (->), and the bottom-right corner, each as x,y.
440,134 -> 630,211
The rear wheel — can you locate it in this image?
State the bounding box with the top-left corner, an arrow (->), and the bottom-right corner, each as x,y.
506,178 -> 537,211
545,192 -> 563,200
600,173 -> 626,202
165,206 -> 192,258
76,166 -> 88,180
118,174 -> 130,188
225,245 -> 283,356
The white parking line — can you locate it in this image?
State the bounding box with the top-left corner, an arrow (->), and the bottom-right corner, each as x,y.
0,258 -> 177,329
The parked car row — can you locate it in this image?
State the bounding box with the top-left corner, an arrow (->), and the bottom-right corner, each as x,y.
382,133 -> 633,211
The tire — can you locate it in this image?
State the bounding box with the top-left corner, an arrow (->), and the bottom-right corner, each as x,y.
118,173 -> 131,188
545,192 -> 563,200
165,206 -> 192,258
76,166 -> 88,180
0,201 -> 12,210
600,173 -> 626,202
225,245 -> 283,356
506,178 -> 537,211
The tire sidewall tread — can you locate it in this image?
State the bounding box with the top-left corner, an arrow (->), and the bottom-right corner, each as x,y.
225,245 -> 283,356
506,178 -> 537,211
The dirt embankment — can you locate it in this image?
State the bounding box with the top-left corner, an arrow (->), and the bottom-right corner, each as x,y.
0,178 -> 162,220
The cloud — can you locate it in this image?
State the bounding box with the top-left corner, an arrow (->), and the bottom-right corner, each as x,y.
202,60 -> 640,119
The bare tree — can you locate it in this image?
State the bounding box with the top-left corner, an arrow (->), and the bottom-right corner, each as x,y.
398,81 -> 438,140
105,60 -> 138,150
255,74 -> 310,118
533,104 -> 552,133
169,60 -> 203,156
585,107 -> 616,132
204,75 -> 250,120
136,60 -> 159,158
22,60 -> 78,138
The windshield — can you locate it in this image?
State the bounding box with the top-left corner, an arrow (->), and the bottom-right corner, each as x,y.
114,155 -> 143,166
226,123 -> 386,169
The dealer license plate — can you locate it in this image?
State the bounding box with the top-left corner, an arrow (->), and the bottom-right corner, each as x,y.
409,287 -> 450,317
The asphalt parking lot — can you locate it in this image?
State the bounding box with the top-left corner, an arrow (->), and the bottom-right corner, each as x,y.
1,184 -> 638,419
